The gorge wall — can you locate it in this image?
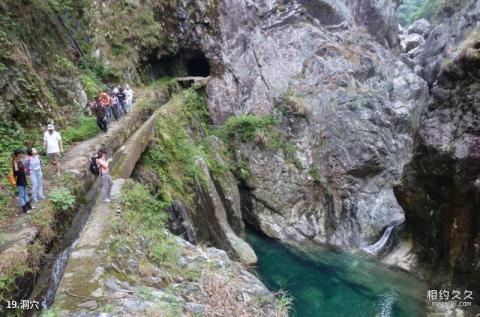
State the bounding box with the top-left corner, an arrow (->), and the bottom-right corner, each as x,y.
395,5 -> 480,297
202,0 -> 428,251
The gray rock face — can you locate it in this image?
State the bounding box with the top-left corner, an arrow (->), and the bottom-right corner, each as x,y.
202,0 -> 428,249
401,33 -> 426,52
344,0 -> 400,48
411,0 -> 480,85
395,36 -> 480,296
407,18 -> 431,37
194,157 -> 258,265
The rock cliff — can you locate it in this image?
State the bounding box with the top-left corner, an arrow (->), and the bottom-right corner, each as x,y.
402,0 -> 480,85
395,29 -> 480,296
202,0 -> 428,250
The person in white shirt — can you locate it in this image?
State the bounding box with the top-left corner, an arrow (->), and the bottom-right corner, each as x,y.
43,124 -> 63,175
124,84 -> 134,113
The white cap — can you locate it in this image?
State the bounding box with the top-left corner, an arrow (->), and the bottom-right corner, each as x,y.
113,87 -> 119,94
47,124 -> 54,130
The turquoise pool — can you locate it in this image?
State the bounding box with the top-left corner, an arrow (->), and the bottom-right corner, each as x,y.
247,229 -> 426,317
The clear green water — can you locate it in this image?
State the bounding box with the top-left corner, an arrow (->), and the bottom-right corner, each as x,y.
247,230 -> 426,317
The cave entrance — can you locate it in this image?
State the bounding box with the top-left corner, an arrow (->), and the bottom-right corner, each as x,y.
141,48 -> 211,82
186,54 -> 210,77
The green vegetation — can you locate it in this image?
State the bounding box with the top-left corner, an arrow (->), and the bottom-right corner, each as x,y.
0,0 -> 115,200
274,290 -> 294,317
62,116 -> 100,149
91,0 -> 167,78
54,56 -> 76,76
309,166 -> 322,185
78,56 -> 121,92
396,0 -> 444,25
140,89 -> 303,202
29,201 -> 60,243
216,114 -> 303,169
140,89 -> 210,205
280,87 -> 310,117
216,115 -> 277,143
40,307 -> 59,317
0,262 -> 31,304
115,180 -> 177,265
78,73 -> 103,100
48,187 -> 76,211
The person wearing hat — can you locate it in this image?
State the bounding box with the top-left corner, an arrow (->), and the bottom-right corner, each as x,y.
110,87 -> 121,120
43,124 -> 63,175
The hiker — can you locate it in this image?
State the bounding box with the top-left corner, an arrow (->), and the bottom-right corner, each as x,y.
124,84 -> 134,113
117,87 -> 127,115
110,88 -> 121,120
99,91 -> 112,122
25,148 -> 45,204
12,149 -> 32,213
96,150 -> 113,203
43,124 -> 63,175
91,97 -> 108,132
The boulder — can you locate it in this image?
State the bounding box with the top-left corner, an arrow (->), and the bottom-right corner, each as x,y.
407,18 -> 432,37
401,33 -> 425,52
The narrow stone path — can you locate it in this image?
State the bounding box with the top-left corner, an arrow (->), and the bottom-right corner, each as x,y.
0,103 -> 134,253
54,178 -> 125,312
0,87 -> 166,278
54,95 -> 176,312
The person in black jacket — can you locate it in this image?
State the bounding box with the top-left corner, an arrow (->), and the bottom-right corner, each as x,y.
90,97 -> 108,132
117,87 -> 127,115
12,149 -> 33,213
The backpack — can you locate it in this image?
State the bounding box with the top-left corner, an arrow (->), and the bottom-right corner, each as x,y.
89,157 -> 100,176
7,170 -> 16,186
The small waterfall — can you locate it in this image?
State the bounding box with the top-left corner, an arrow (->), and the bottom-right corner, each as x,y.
362,225 -> 395,255
40,240 -> 77,309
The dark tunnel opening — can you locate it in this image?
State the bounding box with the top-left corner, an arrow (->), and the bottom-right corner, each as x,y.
186,54 -> 210,77
141,48 -> 211,81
